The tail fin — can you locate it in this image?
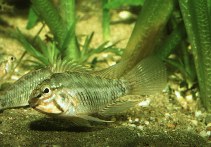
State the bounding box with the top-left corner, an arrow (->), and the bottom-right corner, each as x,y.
123,56 -> 167,95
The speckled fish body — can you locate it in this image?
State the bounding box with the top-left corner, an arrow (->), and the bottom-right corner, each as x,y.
30,72 -> 128,114
0,68 -> 52,110
29,57 -> 167,122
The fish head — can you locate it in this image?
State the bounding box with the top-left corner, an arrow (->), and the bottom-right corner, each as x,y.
29,81 -> 71,115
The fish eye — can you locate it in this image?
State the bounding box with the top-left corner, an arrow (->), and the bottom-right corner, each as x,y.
43,87 -> 50,93
8,56 -> 16,62
41,85 -> 51,94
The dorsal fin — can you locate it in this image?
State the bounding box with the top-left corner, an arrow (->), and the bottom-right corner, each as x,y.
49,58 -> 90,73
92,59 -> 133,79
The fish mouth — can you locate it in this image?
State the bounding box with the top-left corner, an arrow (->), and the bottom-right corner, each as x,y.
34,101 -> 63,114
28,97 -> 39,108
28,89 -> 42,108
29,96 -> 64,114
29,89 -> 66,114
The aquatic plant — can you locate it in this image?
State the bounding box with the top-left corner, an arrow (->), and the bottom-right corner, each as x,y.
179,0 -> 211,111
102,0 -> 144,41
16,0 -> 121,68
108,0 -> 211,111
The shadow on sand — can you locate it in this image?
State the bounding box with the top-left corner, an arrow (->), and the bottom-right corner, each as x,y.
29,117 -> 108,132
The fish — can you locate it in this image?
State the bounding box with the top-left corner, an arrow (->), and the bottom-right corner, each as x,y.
28,57 -> 167,124
0,55 -> 16,79
0,67 -> 52,111
0,59 -> 86,111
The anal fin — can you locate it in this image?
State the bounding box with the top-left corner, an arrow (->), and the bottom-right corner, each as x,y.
99,96 -> 139,116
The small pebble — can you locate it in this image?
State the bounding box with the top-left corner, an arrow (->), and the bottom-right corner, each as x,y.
166,123 -> 176,129
137,125 -> 144,130
207,123 -> 211,127
137,132 -> 141,137
149,117 -> 156,122
186,94 -> 193,102
199,130 -> 208,138
144,121 -> 149,125
207,131 -> 211,136
129,124 -> 136,128
134,118 -> 139,122
175,91 -> 182,99
138,98 -> 151,107
128,117 -> 132,123
195,111 -> 202,118
119,11 -> 134,20
165,113 -> 171,118
191,120 -> 198,126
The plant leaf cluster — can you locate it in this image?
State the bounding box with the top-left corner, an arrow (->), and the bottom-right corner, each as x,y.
16,0 -> 122,68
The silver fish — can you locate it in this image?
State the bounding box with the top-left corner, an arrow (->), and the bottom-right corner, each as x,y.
0,68 -> 52,110
29,57 -> 167,123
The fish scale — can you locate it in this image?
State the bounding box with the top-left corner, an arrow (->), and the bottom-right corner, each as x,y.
74,73 -> 126,113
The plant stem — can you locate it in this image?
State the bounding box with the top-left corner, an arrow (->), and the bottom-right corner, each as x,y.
123,0 -> 174,68
102,0 -> 110,41
157,23 -> 186,60
179,0 -> 211,111
59,0 -> 80,59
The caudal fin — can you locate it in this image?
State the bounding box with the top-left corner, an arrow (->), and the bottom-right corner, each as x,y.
123,56 -> 167,95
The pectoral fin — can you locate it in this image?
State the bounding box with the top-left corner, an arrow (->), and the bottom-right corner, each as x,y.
70,117 -> 92,127
77,115 -> 113,123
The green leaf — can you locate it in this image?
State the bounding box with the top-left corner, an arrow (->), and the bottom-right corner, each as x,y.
26,8 -> 39,30
105,0 -> 144,9
81,32 -> 94,56
179,0 -> 211,111
102,0 -> 110,40
15,29 -> 48,65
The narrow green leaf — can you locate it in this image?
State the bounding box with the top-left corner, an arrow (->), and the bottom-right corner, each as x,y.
82,32 -> 94,56
31,0 -> 67,48
156,23 -> 186,60
122,0 -> 174,72
15,29 -> 48,65
26,8 -> 39,30
105,0 -> 144,9
59,0 -> 80,60
179,0 -> 211,111
102,0 -> 110,40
